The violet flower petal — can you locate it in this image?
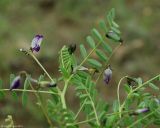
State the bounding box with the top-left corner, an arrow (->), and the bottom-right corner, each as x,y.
31,35 -> 43,52
10,76 -> 21,90
135,108 -> 149,114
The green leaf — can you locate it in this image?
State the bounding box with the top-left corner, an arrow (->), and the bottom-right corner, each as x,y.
154,119 -> 160,125
124,84 -> 131,94
22,92 -> 28,107
92,28 -> 103,42
107,31 -> 120,42
60,67 -> 70,78
87,59 -> 102,68
149,99 -> 159,112
113,100 -> 119,112
111,26 -> 121,35
107,14 -> 112,27
96,49 -> 108,62
22,78 -> 29,107
0,79 -> 5,99
11,92 -> 18,101
80,44 -> 87,59
149,83 -> 159,91
101,41 -> 112,53
10,74 -> 18,101
59,46 -> 72,76
10,74 -> 15,85
75,86 -> 86,90
86,36 -> 96,48
132,93 -> 140,98
110,8 -> 115,19
136,78 -> 143,85
112,21 -> 119,28
99,20 -> 108,33
38,74 -> 45,82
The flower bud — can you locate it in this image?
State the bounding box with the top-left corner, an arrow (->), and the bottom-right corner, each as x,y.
68,44 -> 76,54
103,66 -> 112,85
10,76 -> 21,90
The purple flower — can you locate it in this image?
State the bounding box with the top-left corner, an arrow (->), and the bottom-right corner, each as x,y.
135,108 -> 149,114
130,108 -> 149,116
31,35 -> 43,52
10,76 -> 21,90
103,66 -> 112,85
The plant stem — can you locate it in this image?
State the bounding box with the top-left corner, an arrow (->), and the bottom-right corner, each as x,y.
27,51 -> 61,94
85,90 -> 100,126
29,82 -> 54,127
127,106 -> 160,128
70,110 -> 134,126
117,76 -> 128,118
74,98 -> 87,120
29,52 -> 54,82
70,118 -> 96,125
119,74 -> 160,118
0,89 -> 58,95
61,76 -> 73,109
78,41 -> 101,68
95,43 -> 122,84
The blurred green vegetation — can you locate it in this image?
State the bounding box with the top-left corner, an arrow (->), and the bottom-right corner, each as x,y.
0,0 -> 160,127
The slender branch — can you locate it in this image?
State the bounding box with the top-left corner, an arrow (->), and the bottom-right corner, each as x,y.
29,82 -> 54,127
117,76 -> 128,118
26,51 -> 61,94
119,74 -> 160,118
78,41 -> 101,68
71,118 -> 96,125
127,106 -> 160,128
85,89 -> 100,126
143,119 -> 154,128
74,98 -> 87,120
0,89 -> 59,95
29,52 -> 54,82
71,110 -> 135,126
95,43 -> 122,84
132,74 -> 160,92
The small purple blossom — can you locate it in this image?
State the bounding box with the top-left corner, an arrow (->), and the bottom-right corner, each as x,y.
103,66 -> 112,85
10,76 -> 21,90
31,35 -> 43,52
135,108 -> 149,114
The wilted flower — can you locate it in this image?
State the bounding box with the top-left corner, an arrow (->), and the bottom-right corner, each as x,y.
68,44 -> 76,54
103,65 -> 112,85
39,81 -> 57,88
10,76 -> 21,90
31,35 -> 43,52
127,77 -> 138,88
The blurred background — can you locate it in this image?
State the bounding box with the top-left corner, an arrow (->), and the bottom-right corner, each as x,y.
0,0 -> 160,127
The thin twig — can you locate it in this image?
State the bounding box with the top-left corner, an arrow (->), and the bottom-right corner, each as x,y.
1,89 -> 58,95
95,43 -> 122,84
